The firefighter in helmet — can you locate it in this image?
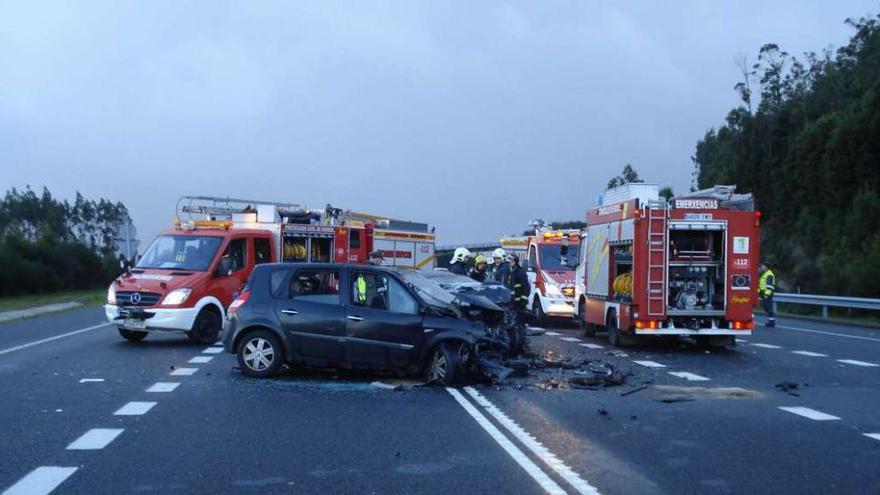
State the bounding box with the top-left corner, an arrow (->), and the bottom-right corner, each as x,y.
504,254 -> 531,322
469,255 -> 489,282
759,263 -> 776,327
449,247 -> 472,275
368,250 -> 384,266
491,248 -> 509,283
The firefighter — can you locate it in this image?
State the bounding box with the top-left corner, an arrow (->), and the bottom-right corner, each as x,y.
504,254 -> 530,326
469,255 -> 488,282
491,248 -> 509,283
759,263 -> 776,327
449,247 -> 471,275
368,250 -> 384,266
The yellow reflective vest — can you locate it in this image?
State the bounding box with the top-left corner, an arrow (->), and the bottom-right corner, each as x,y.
759,269 -> 775,298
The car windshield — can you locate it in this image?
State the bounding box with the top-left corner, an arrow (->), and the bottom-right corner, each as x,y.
423,271 -> 482,288
540,244 -> 579,271
136,235 -> 223,271
398,270 -> 457,307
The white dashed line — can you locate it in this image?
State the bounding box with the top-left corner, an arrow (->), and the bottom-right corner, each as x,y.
114,401 -> 157,416
170,367 -> 198,376
864,433 -> 880,442
779,406 -> 840,421
778,325 -> 880,343
560,337 -> 582,342
464,387 -> 600,495
202,347 -> 224,354
668,372 -> 710,381
78,378 -> 105,383
750,343 -> 782,349
735,338 -> 748,343
189,356 -> 213,364
446,388 -> 567,495
837,359 -> 879,367
633,360 -> 667,368
791,350 -> 827,357
66,428 -> 124,450
146,382 -> 180,393
544,332 -> 562,336
0,323 -> 110,356
528,326 -> 545,331
579,343 -> 604,349
212,341 -> 224,346
2,466 -> 78,495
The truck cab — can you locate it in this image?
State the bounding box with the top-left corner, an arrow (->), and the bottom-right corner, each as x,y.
524,230 -> 580,323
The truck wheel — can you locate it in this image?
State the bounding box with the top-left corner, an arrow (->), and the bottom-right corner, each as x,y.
426,342 -> 461,386
237,329 -> 283,378
532,297 -> 546,326
579,301 -> 596,337
118,328 -> 147,342
607,311 -> 621,346
188,308 -> 221,344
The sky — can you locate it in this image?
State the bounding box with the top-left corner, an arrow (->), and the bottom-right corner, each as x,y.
1,0 -> 876,246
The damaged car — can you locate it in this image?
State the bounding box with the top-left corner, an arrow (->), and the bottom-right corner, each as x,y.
223,263 -> 512,385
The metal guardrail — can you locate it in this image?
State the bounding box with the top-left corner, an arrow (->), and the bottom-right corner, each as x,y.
773,293 -> 880,318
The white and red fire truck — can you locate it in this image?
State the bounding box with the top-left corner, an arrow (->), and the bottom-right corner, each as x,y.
105,197 -> 435,343
503,228 -> 580,323
576,184 -> 760,347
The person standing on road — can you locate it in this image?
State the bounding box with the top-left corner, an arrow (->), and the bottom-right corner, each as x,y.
504,254 -> 531,327
491,248 -> 509,283
449,247 -> 471,275
759,263 -> 776,327
469,255 -> 488,282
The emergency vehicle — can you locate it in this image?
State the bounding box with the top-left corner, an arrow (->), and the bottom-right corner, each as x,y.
105,196 -> 435,343
504,228 -> 580,323
576,184 -> 760,347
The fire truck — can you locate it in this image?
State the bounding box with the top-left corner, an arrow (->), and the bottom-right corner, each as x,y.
105,196 -> 435,343
503,228 -> 580,324
576,184 -> 760,347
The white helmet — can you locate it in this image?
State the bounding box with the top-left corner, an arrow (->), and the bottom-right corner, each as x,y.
451,247 -> 472,264
492,248 -> 507,260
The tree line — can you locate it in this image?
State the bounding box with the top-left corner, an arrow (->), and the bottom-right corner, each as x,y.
0,187 -> 131,296
693,12 -> 880,297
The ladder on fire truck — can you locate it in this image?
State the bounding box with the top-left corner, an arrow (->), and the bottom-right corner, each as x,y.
175,196 -> 306,222
646,201 -> 667,316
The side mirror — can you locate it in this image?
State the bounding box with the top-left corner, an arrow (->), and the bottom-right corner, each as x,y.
215,258 -> 233,277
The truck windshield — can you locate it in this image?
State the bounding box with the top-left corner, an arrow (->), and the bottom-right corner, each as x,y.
136,235 -> 224,271
540,244 -> 579,271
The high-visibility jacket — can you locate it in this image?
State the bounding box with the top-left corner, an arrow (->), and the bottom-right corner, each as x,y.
356,275 -> 368,303
759,269 -> 775,298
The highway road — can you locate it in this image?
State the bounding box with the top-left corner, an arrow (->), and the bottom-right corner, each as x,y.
1,307 -> 879,494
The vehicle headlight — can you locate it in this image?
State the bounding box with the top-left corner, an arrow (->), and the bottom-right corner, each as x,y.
107,284 -> 116,305
545,283 -> 562,297
162,288 -> 192,306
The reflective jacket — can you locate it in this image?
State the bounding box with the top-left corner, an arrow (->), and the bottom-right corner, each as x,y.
759,269 -> 776,298
505,265 -> 530,307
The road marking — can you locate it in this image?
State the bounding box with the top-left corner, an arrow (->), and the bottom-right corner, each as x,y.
170,367 -> 198,376
66,428 -> 124,450
668,372 -> 710,381
212,341 -> 224,346
778,325 -> 880,343
579,343 -> 604,349
790,350 -> 827,357
446,388 -> 567,495
0,323 -> 110,357
464,387 -> 600,495
633,360 -> 666,368
864,433 -> 880,442
544,331 -> 561,336
560,337 -> 582,342
146,382 -> 180,393
528,326 -> 545,331
750,343 -> 782,349
837,359 -> 879,367
189,356 -> 213,364
2,466 -> 78,495
779,406 -> 840,421
114,401 -> 156,416
736,338 -> 748,343
202,347 -> 224,354
79,378 -> 105,383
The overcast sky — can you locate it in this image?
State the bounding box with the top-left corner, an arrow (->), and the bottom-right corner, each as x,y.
1,1 -> 876,246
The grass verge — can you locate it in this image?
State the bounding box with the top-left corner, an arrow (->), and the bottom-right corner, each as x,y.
0,288 -> 107,314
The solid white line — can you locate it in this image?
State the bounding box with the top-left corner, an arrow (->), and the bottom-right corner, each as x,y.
633,360 -> 666,368
170,367 -> 198,376
202,347 -> 223,354
735,338 -> 748,343
544,331 -> 561,336
2,466 -> 78,495
837,359 -> 879,367
465,387 -> 601,495
79,378 -> 105,383
750,343 -> 782,349
114,401 -> 156,416
560,337 -> 582,342
791,350 -> 827,357
778,325 -> 880,343
146,382 -> 180,393
864,433 -> 880,441
446,388 -> 566,495
779,406 -> 840,421
66,428 -> 124,450
579,343 -> 604,349
668,371 -> 710,381
528,326 -> 545,331
189,356 -> 213,364
0,323 -> 110,356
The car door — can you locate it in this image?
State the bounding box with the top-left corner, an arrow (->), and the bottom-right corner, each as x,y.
346,270 -> 422,367
275,268 -> 346,362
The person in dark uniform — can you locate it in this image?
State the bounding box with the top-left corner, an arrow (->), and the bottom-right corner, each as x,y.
469,255 -> 488,282
504,254 -> 531,326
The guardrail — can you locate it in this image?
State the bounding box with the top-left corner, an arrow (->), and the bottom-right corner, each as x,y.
773,293 -> 880,319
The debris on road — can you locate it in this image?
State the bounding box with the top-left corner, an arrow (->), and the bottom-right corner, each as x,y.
371,380 -> 424,391
525,327 -> 546,336
652,385 -> 762,403
774,382 -> 804,397
620,385 -> 649,397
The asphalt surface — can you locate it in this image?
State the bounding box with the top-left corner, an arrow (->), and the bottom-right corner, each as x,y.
1,307 -> 879,494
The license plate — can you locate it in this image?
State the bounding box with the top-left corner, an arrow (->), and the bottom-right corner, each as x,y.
123,319 -> 146,330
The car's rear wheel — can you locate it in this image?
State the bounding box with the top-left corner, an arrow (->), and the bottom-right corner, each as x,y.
118,328 -> 147,342
237,330 -> 283,378
188,308 -> 221,344
426,342 -> 461,386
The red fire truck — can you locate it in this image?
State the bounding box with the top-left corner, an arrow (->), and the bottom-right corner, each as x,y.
576,185 -> 760,347
105,197 -> 435,343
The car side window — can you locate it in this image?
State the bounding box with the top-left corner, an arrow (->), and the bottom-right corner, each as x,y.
289,270 -> 340,304
254,238 -> 271,265
387,276 -> 419,315
352,271 -> 387,310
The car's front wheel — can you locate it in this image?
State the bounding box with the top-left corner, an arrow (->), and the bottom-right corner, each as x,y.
426,342 -> 461,386
118,327 -> 147,342
237,330 -> 283,378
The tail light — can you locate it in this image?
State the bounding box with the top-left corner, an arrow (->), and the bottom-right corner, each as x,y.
731,320 -> 754,330
228,291 -> 250,316
754,211 -> 762,227
635,320 -> 660,330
